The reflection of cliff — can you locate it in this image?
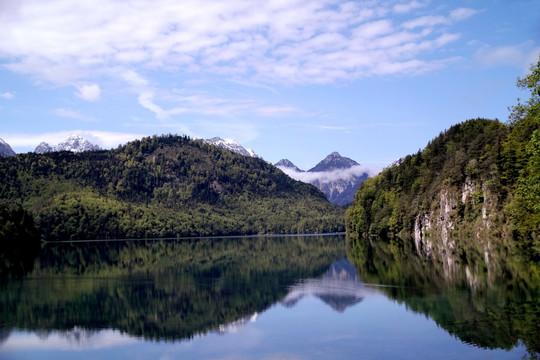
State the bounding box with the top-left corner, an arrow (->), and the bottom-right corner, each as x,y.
347,235 -> 540,357
282,259 -> 374,312
0,235 -> 346,342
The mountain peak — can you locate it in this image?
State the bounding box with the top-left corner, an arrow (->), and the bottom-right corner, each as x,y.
308,152 -> 359,172
0,138 -> 16,156
275,159 -> 302,172
205,137 -> 259,158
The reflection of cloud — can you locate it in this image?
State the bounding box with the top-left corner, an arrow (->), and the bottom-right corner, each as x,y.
277,165 -> 380,185
1,329 -> 137,351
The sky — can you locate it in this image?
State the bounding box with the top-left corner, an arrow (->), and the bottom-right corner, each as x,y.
1,0 -> 539,170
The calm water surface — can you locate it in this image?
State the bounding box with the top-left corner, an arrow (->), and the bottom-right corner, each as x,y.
0,234 -> 538,359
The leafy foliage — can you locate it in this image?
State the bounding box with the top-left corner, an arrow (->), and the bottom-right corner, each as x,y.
0,135 -> 344,241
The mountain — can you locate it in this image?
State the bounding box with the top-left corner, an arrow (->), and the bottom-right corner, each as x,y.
347,59 -> 540,261
346,118 -> 538,263
276,152 -> 369,206
34,142 -> 53,154
308,152 -> 359,172
34,135 -> 101,154
0,138 -> 16,156
205,137 -> 258,158
0,134 -> 344,241
275,159 -> 302,172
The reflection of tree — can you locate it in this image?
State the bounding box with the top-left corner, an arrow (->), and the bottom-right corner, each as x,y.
346,235 -> 540,357
0,235 -> 346,342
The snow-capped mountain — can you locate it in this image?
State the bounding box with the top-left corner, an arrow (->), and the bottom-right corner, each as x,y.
205,137 -> 259,158
34,135 -> 101,154
34,142 -> 53,154
275,152 -> 369,206
0,138 -> 16,156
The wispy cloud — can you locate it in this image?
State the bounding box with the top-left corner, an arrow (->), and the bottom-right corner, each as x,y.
277,165 -> 381,185
393,1 -> 426,14
76,83 -> 101,102
54,108 -> 97,122
0,92 -> 14,99
474,42 -> 540,70
0,0 -> 480,87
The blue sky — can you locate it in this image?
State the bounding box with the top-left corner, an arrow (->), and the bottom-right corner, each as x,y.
1,0 -> 539,170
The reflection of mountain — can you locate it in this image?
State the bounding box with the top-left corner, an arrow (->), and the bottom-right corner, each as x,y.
282,259 -> 374,312
0,235 -> 346,342
218,313 -> 259,334
346,235 -> 540,357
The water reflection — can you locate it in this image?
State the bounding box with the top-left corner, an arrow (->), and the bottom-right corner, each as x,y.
0,234 -> 538,359
0,235 -> 347,342
283,259 -> 376,312
346,235 -> 540,357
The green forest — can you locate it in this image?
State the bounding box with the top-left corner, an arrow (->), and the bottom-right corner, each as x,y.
346,57 -> 540,261
0,135 -> 345,242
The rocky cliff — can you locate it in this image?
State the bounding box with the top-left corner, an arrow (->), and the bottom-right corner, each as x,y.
346,114 -> 538,264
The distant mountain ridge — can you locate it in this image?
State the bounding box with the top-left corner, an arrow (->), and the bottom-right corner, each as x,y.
0,138 -> 16,156
0,134 -> 344,241
276,152 -> 369,206
35,135 -> 101,154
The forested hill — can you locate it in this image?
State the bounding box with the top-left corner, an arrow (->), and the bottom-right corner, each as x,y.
346,58 -> 540,262
0,135 -> 345,241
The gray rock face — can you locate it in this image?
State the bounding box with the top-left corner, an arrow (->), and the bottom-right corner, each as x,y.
0,138 -> 16,156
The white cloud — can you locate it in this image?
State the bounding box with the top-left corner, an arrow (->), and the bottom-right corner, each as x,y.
76,83 -> 101,101
277,165 -> 381,185
0,92 -> 14,99
393,1 -> 426,14
474,43 -> 539,69
450,8 -> 482,21
0,0 -> 477,87
402,15 -> 450,29
54,108 -> 97,122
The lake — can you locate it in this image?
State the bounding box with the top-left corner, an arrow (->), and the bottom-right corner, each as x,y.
0,234 -> 538,359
